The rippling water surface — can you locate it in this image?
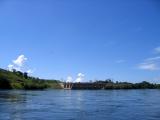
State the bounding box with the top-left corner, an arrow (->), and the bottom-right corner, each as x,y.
0,90 -> 160,120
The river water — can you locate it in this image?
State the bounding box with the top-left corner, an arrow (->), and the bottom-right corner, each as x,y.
0,90 -> 160,120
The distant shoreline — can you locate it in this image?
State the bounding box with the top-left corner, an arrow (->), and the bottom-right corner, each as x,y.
1,68 -> 160,90
62,81 -> 160,90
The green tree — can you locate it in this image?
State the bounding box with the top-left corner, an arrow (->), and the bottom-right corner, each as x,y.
23,72 -> 28,79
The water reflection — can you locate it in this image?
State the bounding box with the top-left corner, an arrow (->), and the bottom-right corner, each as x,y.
0,90 -> 26,103
0,90 -> 27,120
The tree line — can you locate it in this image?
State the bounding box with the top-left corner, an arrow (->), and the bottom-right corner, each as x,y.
94,79 -> 160,89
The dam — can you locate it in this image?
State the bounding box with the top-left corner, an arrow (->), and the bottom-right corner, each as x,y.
63,82 -> 106,90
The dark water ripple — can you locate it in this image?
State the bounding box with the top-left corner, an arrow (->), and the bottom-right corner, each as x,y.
0,90 -> 160,120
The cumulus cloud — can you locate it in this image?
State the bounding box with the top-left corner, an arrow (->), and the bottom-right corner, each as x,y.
26,69 -> 34,74
8,64 -> 14,71
7,54 -> 33,74
66,76 -> 73,83
13,55 -> 27,67
75,73 -> 85,83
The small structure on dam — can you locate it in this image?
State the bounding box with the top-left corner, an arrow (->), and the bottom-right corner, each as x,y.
63,83 -> 73,89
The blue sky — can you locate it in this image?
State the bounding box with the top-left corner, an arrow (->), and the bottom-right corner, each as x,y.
0,0 -> 160,82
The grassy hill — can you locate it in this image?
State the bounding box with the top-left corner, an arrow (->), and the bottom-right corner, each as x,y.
0,68 -> 62,90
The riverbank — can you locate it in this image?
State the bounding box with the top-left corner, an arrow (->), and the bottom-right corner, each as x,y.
1,68 -> 160,90
0,68 -> 62,90
64,81 -> 160,90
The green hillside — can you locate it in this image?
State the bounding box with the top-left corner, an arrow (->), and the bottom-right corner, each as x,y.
0,68 -> 62,89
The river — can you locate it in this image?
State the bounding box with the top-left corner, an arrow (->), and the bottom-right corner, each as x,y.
0,89 -> 160,120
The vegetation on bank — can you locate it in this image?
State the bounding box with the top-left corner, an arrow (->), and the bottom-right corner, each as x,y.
0,68 -> 61,90
95,79 -> 160,89
1,68 -> 160,90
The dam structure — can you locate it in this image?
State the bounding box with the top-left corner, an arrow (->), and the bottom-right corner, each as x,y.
63,82 -> 106,90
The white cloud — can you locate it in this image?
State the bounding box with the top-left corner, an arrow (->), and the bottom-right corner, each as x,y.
154,77 -> 160,81
115,60 -> 126,63
8,64 -> 21,71
7,54 -> 33,74
154,47 -> 160,54
145,56 -> 160,62
137,47 -> 160,71
138,63 -> 159,71
66,76 -> 73,83
8,64 -> 14,71
13,55 -> 27,67
27,69 -> 34,74
75,73 -> 85,83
